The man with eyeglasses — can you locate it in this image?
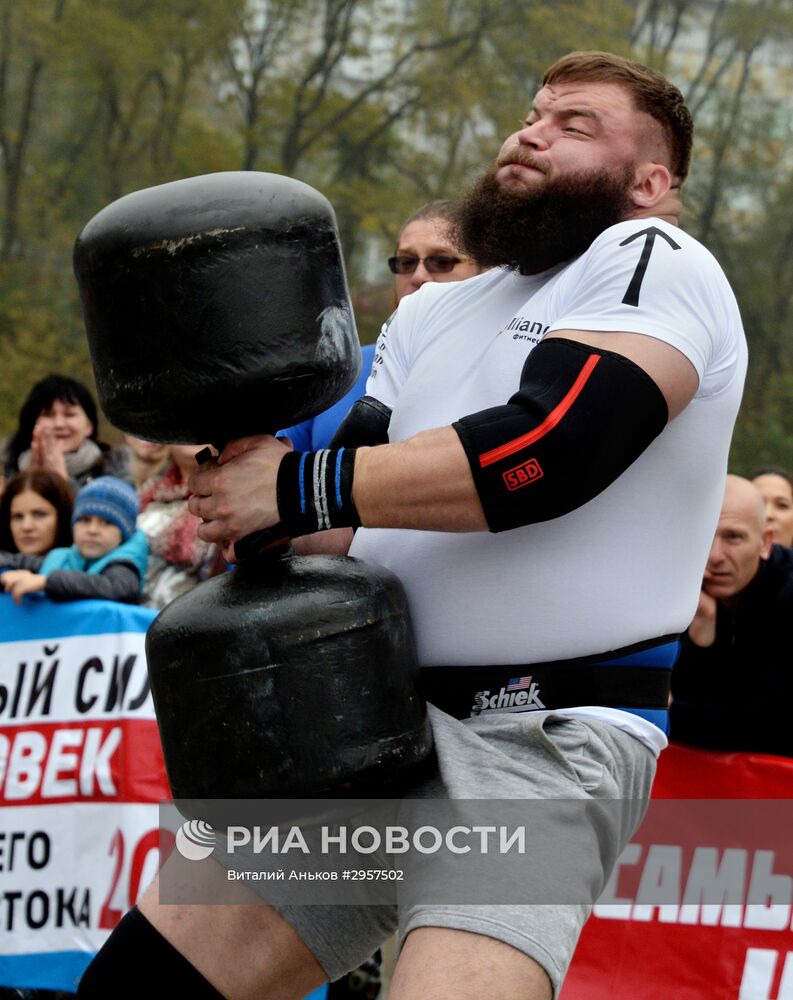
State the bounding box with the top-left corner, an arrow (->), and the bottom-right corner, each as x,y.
81,51 -> 745,1000
387,249 -> 467,275
387,200 -> 482,303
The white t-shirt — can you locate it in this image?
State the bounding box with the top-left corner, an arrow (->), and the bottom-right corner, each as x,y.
350,218 -> 747,753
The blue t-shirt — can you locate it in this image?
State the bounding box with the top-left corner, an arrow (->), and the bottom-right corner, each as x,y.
280,343 -> 376,450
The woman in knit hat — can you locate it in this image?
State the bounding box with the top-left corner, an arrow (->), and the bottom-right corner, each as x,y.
0,476 -> 148,605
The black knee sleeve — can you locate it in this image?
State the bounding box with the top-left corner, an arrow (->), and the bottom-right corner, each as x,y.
76,907 -> 224,998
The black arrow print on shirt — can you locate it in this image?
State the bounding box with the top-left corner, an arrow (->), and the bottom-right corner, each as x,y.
619,226 -> 682,307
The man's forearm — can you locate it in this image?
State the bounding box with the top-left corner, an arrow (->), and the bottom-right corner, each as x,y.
353,427 -> 487,532
188,429 -> 488,550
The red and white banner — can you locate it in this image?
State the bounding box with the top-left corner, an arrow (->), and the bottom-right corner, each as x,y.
562,743 -> 793,1000
0,594 -> 169,992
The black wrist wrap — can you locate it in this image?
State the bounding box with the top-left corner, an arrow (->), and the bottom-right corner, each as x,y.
277,447 -> 361,536
453,338 -> 669,533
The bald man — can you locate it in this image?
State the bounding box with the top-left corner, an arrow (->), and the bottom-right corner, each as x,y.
670,475 -> 793,756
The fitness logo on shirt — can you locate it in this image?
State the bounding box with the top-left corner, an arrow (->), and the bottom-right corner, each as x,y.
471,675 -> 546,716
501,314 -> 549,344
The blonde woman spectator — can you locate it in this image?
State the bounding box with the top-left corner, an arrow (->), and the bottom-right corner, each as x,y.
281,201 -> 484,453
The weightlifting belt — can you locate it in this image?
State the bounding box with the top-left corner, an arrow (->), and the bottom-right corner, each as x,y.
419,634 -> 680,732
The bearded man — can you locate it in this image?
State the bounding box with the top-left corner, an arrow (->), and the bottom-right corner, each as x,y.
79,52 -> 746,1000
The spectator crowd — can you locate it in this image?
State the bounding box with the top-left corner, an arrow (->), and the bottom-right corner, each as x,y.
0,375 -> 227,612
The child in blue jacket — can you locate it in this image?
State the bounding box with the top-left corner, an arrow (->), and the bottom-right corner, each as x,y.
1,476 -> 147,604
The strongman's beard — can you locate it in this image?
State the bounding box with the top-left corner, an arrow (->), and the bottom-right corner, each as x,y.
455,161 -> 635,273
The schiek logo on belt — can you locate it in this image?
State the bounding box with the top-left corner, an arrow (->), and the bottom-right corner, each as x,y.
471,675 -> 546,716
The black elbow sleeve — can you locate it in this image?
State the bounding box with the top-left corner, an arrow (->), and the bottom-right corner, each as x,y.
453,338 -> 668,532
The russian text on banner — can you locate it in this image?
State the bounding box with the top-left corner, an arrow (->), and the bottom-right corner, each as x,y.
0,594 -> 166,992
561,743 -> 793,1000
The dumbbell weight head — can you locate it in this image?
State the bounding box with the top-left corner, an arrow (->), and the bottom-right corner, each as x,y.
74,171 -> 360,443
146,552 -> 434,798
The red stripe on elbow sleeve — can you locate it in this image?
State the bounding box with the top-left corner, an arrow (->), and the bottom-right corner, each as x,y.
478,353 -> 601,468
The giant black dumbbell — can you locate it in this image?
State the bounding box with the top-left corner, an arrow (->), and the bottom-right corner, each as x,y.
74,172 -> 433,798
75,172 -> 360,444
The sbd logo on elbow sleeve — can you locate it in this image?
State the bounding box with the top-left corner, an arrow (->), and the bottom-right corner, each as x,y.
503,458 -> 543,491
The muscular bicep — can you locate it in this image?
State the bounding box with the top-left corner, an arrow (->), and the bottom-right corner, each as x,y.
546,329 -> 699,420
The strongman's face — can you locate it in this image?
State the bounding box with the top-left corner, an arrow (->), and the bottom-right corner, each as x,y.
496,80 -> 658,202
454,79 -> 668,273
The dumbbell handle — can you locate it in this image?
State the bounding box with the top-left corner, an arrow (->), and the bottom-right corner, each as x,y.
195,447 -> 290,561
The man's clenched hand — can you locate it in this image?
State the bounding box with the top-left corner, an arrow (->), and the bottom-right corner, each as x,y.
187,434 -> 292,555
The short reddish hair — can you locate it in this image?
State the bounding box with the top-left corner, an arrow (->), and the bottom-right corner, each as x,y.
543,51 -> 693,182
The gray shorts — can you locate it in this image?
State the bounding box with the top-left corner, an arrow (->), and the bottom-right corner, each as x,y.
279,705 -> 656,996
